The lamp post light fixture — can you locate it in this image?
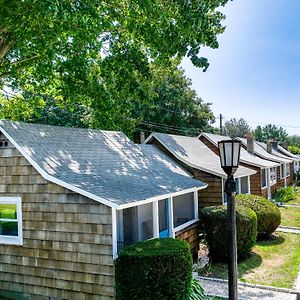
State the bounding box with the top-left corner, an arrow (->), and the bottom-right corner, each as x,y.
218,139 -> 241,300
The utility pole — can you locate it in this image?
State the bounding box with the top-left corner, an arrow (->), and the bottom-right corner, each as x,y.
220,114 -> 223,135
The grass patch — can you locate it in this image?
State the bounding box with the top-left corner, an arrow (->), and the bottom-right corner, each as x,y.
288,189 -> 300,205
280,206 -> 300,227
204,232 -> 300,288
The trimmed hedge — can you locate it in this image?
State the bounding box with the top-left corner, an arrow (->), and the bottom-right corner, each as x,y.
236,194 -> 281,237
201,205 -> 257,262
115,238 -> 193,300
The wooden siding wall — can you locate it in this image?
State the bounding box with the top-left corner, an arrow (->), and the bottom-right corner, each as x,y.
239,163 -> 267,197
175,222 -> 199,256
0,136 -> 115,300
149,139 -> 223,209
195,171 -> 223,209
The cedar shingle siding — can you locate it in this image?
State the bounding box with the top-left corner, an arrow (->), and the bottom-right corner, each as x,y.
0,137 -> 115,300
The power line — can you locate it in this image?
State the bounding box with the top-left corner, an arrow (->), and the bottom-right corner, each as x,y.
140,121 -> 200,134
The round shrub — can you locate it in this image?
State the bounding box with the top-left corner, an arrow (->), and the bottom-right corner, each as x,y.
236,194 -> 281,237
115,238 -> 192,300
201,205 -> 257,262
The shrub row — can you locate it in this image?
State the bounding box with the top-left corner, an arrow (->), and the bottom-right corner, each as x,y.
201,194 -> 281,262
201,205 -> 257,262
236,194 -> 281,237
116,238 -> 193,300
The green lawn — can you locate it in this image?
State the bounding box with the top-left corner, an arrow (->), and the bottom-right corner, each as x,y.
288,188 -> 300,204
280,206 -> 300,227
204,232 -> 300,288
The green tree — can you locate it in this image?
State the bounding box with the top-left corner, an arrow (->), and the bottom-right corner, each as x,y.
136,63 -> 215,136
254,125 -> 263,142
223,118 -> 251,138
287,135 -> 300,148
254,124 -> 288,143
1,0 -> 229,88
0,62 -> 215,137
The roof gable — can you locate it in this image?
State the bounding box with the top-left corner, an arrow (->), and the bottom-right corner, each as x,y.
145,132 -> 256,178
199,133 -> 279,168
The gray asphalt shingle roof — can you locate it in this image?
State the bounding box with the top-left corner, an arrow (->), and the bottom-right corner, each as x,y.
200,133 -> 279,168
145,132 -> 256,178
255,141 -> 295,163
237,138 -> 292,164
0,120 -> 206,208
276,145 -> 300,161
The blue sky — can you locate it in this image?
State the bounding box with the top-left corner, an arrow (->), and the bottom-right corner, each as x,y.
181,0 -> 300,135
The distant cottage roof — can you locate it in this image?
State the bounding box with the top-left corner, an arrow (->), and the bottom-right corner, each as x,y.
255,141 -> 295,162
145,132 -> 256,178
0,120 -> 206,208
237,138 -> 292,164
199,133 -> 279,168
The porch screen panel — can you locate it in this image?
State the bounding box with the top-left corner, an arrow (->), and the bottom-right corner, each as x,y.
173,192 -> 194,228
240,176 -> 249,194
137,203 -> 153,241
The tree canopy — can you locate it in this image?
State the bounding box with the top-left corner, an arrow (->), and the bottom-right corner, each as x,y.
0,0 -> 230,136
254,124 -> 288,143
223,118 -> 251,139
1,0 -> 229,87
0,61 -> 215,136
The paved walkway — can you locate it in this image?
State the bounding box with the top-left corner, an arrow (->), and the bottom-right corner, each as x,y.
277,225 -> 300,234
279,204 -> 300,208
197,276 -> 298,300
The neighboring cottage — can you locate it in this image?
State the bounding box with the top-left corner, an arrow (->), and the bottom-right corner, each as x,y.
199,132 -> 280,199
237,138 -> 294,191
259,142 -> 299,181
0,121 -> 207,300
144,132 -> 256,208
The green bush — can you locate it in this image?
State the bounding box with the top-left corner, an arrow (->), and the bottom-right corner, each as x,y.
115,238 -> 193,300
275,186 -> 296,203
201,205 -> 257,262
236,194 -> 281,237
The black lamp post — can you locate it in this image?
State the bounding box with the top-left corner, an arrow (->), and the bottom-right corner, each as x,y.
218,139 -> 241,300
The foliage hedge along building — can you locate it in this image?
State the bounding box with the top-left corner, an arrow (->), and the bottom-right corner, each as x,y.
236,194 -> 281,237
116,238 -> 193,300
201,205 -> 257,262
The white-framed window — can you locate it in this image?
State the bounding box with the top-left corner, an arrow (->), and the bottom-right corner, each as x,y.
286,163 -> 291,177
0,197 -> 23,245
116,191 -> 198,253
240,176 -> 250,194
261,169 -> 267,188
173,192 -> 195,228
280,164 -> 285,179
235,177 -> 250,195
270,167 -> 277,186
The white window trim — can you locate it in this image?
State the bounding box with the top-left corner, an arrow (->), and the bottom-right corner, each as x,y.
280,163 -> 285,179
261,168 -> 268,189
270,167 -> 277,186
112,190 -> 199,259
0,197 -> 23,246
239,176 -> 251,194
286,163 -> 291,177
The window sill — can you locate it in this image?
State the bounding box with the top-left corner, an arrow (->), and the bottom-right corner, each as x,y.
0,236 -> 23,245
173,219 -> 199,234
